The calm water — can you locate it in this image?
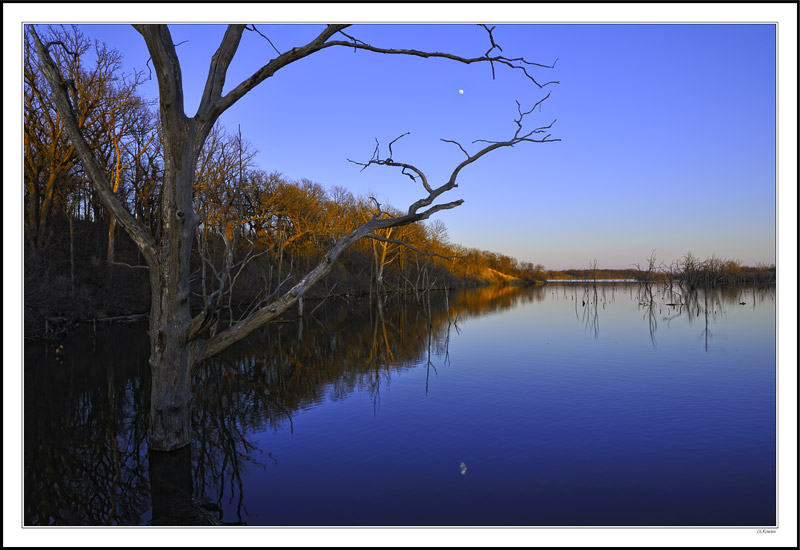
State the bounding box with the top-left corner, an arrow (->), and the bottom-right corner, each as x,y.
23,284 -> 776,526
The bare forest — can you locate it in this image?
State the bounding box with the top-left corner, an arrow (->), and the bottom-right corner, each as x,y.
25,26 -> 550,339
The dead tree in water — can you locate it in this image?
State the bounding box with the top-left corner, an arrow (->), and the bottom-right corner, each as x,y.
33,24 -> 558,451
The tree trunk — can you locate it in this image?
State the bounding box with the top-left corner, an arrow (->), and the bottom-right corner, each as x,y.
68,208 -> 75,295
107,216 -> 116,263
147,243 -> 195,450
24,182 -> 40,249
36,172 -> 58,248
148,329 -> 194,450
146,148 -> 202,451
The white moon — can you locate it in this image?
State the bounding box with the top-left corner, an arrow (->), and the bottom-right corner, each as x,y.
458,89 -> 464,94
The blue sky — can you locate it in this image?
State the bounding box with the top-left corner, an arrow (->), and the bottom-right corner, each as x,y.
62,22 -> 777,270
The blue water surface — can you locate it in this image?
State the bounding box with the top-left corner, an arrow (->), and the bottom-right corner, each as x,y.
217,285 -> 776,526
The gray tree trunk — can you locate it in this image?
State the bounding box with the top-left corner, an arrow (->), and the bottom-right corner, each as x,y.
146,136 -> 204,450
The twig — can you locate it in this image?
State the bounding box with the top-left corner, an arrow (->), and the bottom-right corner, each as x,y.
366,232 -> 460,261
440,139 -> 470,159
246,25 -> 281,56
108,261 -> 150,270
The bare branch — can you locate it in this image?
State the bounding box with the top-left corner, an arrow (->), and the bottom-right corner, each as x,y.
411,105 -> 558,215
372,138 -> 380,162
387,131 -> 410,159
203,24 -> 348,122
368,196 -> 386,218
322,25 -> 558,89
108,261 -> 150,270
192,23 -> 557,138
43,40 -> 79,59
246,25 -> 282,56
198,25 -> 246,119
441,138 -> 470,159
349,133 -> 433,193
528,92 -> 551,116
480,24 -> 502,79
337,29 -> 369,51
400,166 -> 418,183
473,94 -> 559,145
480,25 -> 503,56
366,232 -> 461,261
133,25 -> 188,132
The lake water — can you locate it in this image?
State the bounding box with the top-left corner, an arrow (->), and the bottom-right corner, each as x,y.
23,283 -> 777,526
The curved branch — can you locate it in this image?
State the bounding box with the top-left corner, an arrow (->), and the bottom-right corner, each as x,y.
246,25 -> 282,56
195,192 -> 464,361
441,139 -> 470,159
387,132 -> 410,159
347,155 -> 432,194
323,24 -> 559,89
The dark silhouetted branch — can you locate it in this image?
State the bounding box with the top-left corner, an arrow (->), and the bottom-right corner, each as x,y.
245,25 -> 281,56
366,233 -> 461,261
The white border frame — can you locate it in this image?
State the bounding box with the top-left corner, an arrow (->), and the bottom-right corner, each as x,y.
4,3 -> 797,548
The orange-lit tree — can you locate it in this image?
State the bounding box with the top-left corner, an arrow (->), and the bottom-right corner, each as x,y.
24,25 -> 140,251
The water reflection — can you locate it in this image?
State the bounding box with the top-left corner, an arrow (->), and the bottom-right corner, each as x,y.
24,325 -> 151,525
553,281 -> 774,351
24,288 -> 534,525
23,284 -> 775,525
631,283 -> 775,351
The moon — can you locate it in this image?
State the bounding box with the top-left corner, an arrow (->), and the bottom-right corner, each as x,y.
458,89 -> 464,94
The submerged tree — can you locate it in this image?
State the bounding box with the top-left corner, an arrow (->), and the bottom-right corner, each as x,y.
31,24 -> 559,451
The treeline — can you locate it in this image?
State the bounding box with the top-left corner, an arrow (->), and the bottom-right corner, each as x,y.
548,255 -> 775,287
23,26 -> 544,334
546,268 -> 643,280
635,252 -> 776,288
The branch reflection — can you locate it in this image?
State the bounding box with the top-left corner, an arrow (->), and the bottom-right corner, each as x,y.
26,284 -> 769,525
24,286 -> 539,525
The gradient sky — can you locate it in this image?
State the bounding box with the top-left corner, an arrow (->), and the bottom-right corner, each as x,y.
59,22 -> 776,271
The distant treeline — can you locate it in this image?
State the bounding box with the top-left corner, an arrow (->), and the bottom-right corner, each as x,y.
546,268 -> 642,280
547,255 -> 775,287
635,252 -> 776,288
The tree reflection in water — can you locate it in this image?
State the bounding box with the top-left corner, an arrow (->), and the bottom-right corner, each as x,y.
631,283 -> 769,351
24,324 -> 151,525
24,287 -> 541,525
24,284 -> 771,525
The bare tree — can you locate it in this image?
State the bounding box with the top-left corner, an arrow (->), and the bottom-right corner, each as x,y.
32,24 -> 558,451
